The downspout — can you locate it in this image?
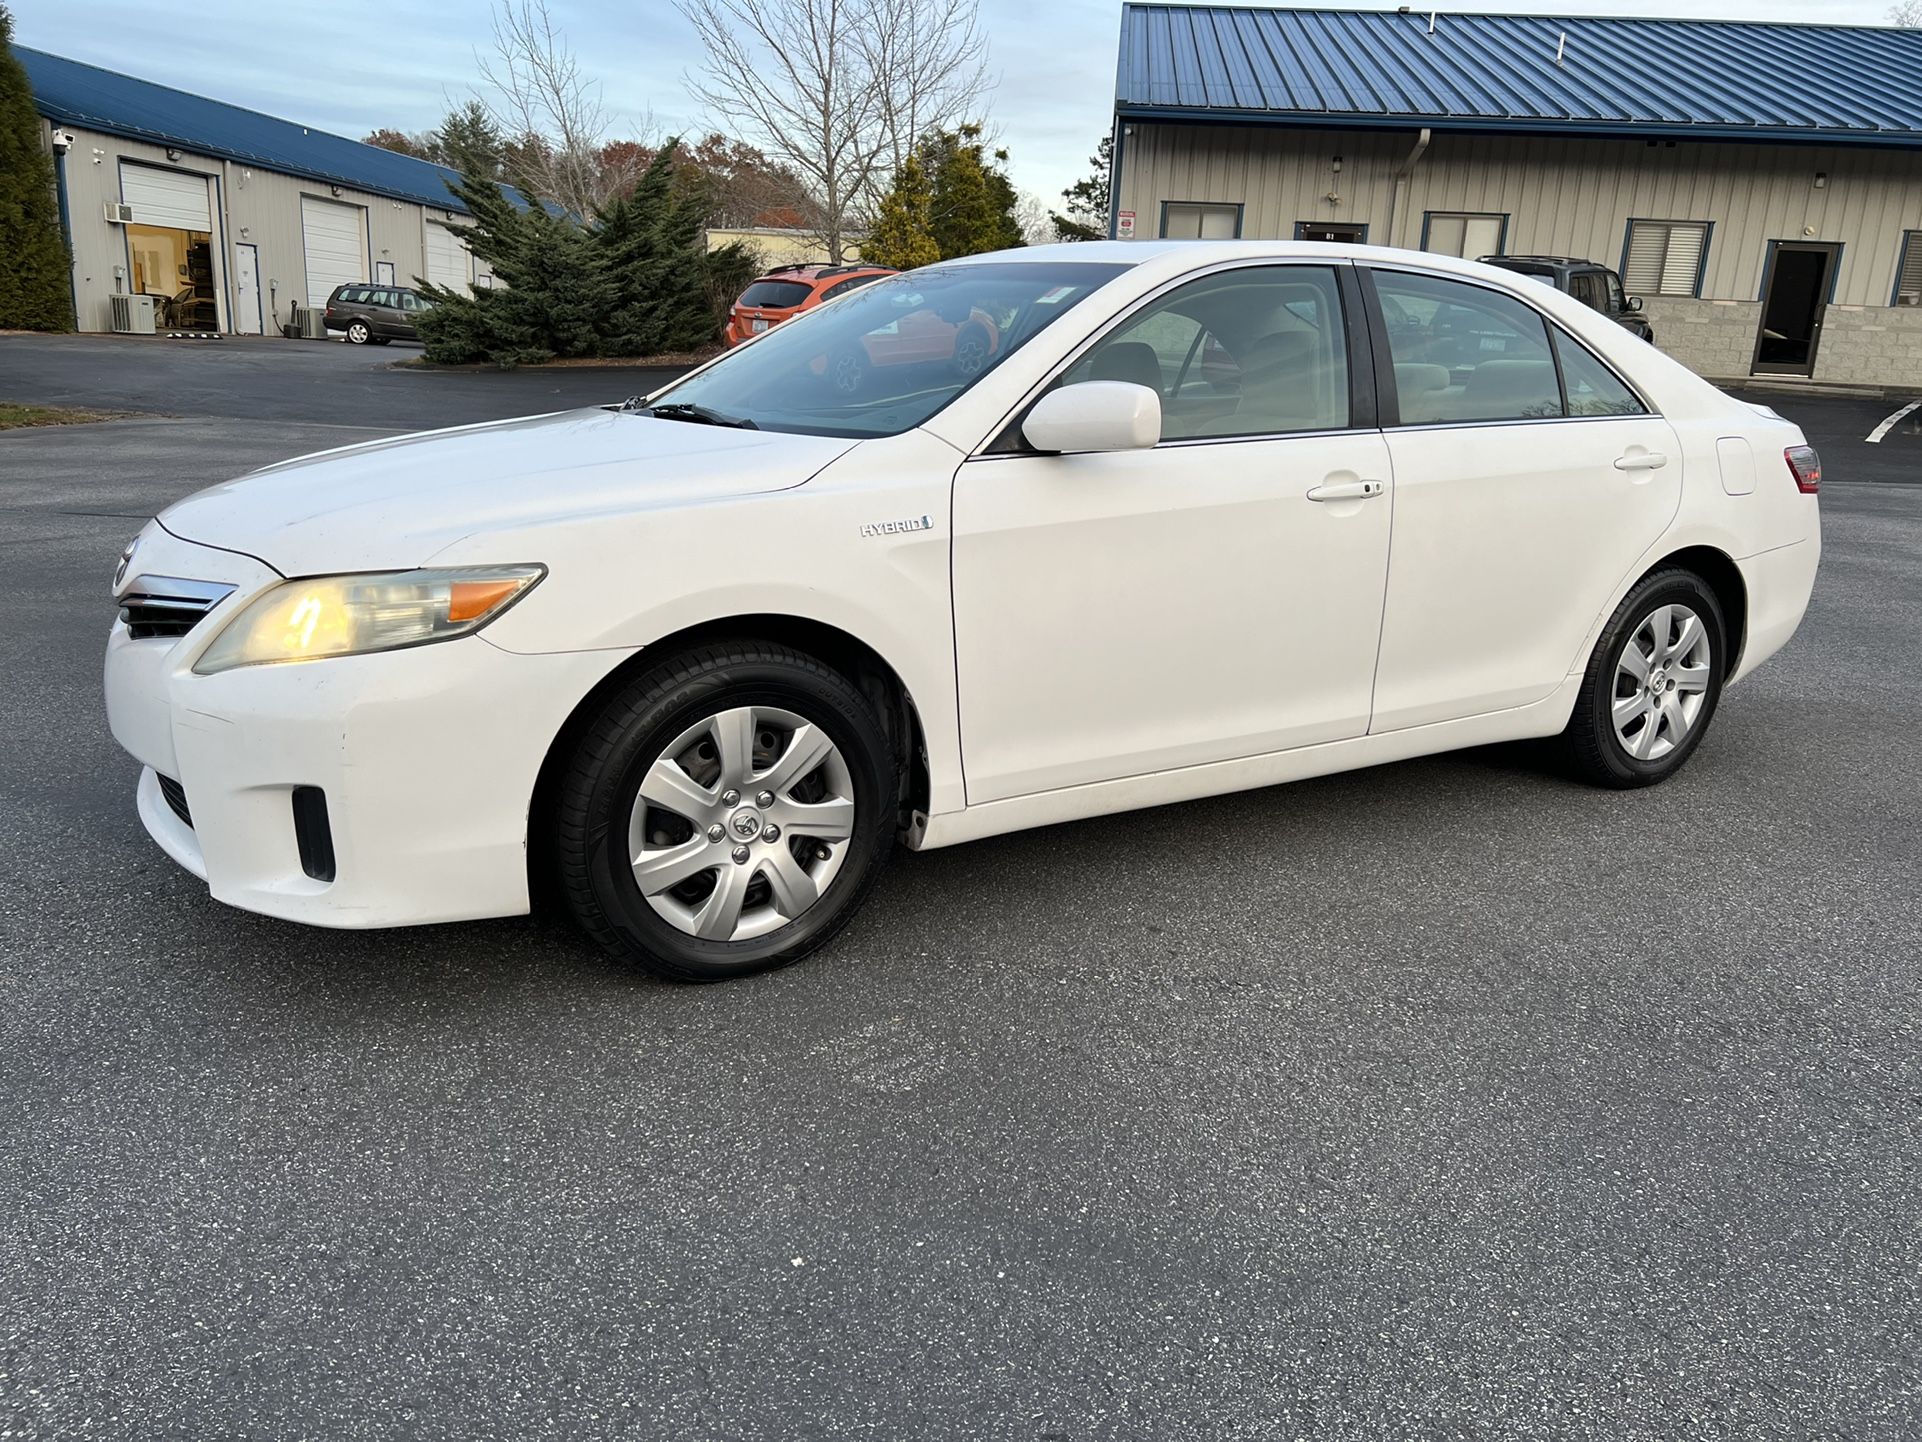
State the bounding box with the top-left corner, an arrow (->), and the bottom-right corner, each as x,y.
1107,116 -> 1127,240
52,141 -> 80,328
1384,127 -> 1432,252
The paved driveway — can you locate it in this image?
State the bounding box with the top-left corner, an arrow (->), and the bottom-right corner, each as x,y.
3,336 -> 1919,1440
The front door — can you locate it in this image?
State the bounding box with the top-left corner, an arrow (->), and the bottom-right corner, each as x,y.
375,260 -> 396,285
1364,266 -> 1683,731
1752,243 -> 1839,377
952,263 -> 1394,804
233,243 -> 262,335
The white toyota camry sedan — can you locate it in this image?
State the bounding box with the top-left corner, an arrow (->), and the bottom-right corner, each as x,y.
105,242 -> 1821,980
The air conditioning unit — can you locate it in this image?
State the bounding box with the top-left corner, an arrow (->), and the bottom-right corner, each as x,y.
109,293 -> 157,335
104,202 -> 134,224
297,306 -> 331,339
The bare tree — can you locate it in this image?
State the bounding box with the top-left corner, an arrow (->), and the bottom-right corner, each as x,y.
1893,0 -> 1922,23
862,0 -> 991,178
678,0 -> 992,261
476,0 -> 651,215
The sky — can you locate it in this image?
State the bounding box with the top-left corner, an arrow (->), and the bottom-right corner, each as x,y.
10,0 -> 1907,215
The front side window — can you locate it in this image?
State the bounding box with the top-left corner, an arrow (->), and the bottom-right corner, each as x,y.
1161,202 -> 1240,240
1424,213 -> 1507,259
1060,265 -> 1350,440
1373,271 -> 1559,424
1623,220 -> 1709,297
1605,271 -> 1628,314
649,261 -> 1127,438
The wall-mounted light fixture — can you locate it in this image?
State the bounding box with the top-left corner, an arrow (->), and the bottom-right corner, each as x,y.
1332,155 -> 1344,174
331,184 -> 343,196
1814,172 -> 1828,189
91,147 -> 105,165
239,226 -> 250,238
166,147 -> 181,161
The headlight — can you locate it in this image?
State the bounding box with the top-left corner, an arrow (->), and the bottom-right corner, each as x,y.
192,565 -> 544,675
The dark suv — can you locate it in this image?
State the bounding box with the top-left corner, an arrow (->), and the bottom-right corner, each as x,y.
1480,256 -> 1654,345
323,283 -> 432,345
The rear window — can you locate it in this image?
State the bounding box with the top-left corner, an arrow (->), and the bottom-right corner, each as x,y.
738,280 -> 813,309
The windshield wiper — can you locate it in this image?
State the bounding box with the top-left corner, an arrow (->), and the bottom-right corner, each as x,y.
629,400 -> 759,429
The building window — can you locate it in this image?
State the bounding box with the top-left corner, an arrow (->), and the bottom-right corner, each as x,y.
1895,232 -> 1922,306
1422,212 -> 1507,259
1161,202 -> 1240,240
1623,220 -> 1710,298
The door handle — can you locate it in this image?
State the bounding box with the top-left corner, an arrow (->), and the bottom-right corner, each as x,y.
1613,452 -> 1668,472
1306,479 -> 1385,502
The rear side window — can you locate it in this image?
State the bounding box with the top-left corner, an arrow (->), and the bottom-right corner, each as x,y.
337,287 -> 368,303
821,274 -> 886,301
1373,271 -> 1559,425
738,280 -> 812,308
1556,332 -> 1645,416
1569,272 -> 1606,312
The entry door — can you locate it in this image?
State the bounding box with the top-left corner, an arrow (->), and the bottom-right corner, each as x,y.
233,243 -> 262,334
1753,243 -> 1839,376
375,260 -> 396,285
1364,267 -> 1683,732
952,263 -> 1393,804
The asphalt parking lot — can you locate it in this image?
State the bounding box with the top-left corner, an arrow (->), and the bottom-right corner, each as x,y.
3,334 -> 1919,1440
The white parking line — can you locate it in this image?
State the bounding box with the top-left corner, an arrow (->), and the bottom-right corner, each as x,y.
1866,400 -> 1921,443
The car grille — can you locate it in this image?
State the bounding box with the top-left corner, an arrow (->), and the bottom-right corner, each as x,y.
156,774 -> 193,828
117,575 -> 237,640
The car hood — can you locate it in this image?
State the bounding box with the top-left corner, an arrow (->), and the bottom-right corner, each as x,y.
159,407 -> 856,575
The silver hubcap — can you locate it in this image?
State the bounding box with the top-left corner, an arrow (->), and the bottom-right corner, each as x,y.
1612,603 -> 1712,761
628,705 -> 856,943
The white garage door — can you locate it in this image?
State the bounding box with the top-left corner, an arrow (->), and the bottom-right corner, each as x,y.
424,222 -> 472,293
121,163 -> 212,230
301,197 -> 367,309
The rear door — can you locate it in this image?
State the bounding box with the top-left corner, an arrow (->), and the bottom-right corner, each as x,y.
1362,265 -> 1682,732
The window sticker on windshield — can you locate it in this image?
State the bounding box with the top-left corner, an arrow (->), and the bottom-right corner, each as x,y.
1037,286 -> 1075,304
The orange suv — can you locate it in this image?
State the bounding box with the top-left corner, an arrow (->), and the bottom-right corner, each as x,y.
724,264 -> 896,347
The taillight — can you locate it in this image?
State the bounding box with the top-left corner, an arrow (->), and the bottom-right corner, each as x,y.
1785,445 -> 1821,494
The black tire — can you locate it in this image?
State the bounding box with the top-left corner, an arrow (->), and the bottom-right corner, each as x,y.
345,320 -> 370,345
554,643 -> 896,981
1561,568 -> 1727,789
951,321 -> 991,378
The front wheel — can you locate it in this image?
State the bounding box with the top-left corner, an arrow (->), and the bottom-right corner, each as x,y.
1561,569 -> 1726,788
554,644 -> 896,981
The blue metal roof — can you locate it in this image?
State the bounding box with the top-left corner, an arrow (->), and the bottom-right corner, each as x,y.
19,47 -> 476,210
1115,6 -> 1922,148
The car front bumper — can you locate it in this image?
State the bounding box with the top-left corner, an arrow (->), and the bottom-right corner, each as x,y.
105,527 -> 633,929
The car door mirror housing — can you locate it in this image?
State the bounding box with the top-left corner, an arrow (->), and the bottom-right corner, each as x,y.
1022,382 -> 1162,454
1627,294 -> 1644,312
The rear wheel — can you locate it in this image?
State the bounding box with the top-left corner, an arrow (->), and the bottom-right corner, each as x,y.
345,320 -> 371,345
554,644 -> 896,981
1561,569 -> 1726,788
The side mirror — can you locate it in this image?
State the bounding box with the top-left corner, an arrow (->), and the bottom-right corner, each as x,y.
1022,381 -> 1161,454
1627,294 -> 1644,312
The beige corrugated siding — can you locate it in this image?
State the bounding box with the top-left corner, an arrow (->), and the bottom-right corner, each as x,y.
1116,123 -> 1922,308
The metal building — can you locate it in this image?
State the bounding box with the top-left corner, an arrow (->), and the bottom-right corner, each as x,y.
1110,6 -> 1922,386
24,48 -> 496,338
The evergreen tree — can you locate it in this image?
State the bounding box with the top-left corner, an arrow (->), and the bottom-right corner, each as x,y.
921,125 -> 1024,260
433,102 -> 507,182
863,155 -> 939,270
1051,134 -> 1112,242
0,5 -> 73,331
416,136 -> 750,366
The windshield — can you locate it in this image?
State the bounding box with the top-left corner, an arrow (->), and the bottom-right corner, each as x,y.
648,261 -> 1129,438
